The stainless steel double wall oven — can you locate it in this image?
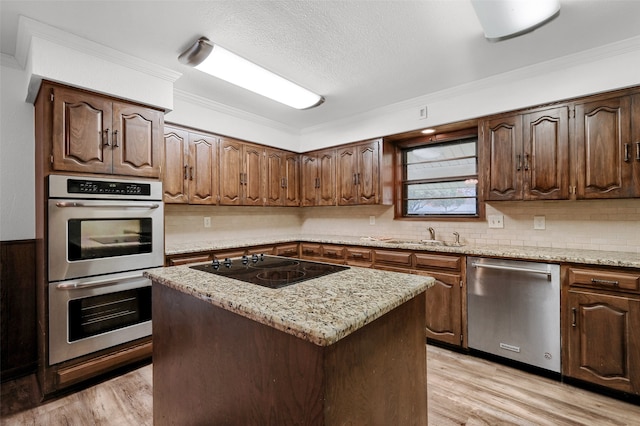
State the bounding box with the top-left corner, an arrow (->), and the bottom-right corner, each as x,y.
47,175 -> 163,365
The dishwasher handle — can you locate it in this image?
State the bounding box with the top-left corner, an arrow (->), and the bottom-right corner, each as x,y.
471,261 -> 552,281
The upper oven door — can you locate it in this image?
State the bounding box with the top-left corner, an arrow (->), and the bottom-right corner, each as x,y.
48,199 -> 164,281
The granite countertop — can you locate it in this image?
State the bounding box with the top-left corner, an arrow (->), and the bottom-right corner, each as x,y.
165,235 -> 640,269
145,261 -> 433,347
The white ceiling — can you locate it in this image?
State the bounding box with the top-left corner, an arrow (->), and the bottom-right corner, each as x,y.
2,0 -> 640,130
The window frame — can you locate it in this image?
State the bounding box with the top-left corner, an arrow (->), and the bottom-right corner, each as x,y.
393,128 -> 484,221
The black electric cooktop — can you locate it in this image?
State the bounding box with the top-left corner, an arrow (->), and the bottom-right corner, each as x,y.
190,255 -> 349,289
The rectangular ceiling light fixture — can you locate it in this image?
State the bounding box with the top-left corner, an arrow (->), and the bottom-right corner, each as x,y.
179,37 -> 324,110
471,0 -> 561,42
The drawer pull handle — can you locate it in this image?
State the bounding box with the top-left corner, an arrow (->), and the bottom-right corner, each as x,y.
591,278 -> 619,287
571,308 -> 577,327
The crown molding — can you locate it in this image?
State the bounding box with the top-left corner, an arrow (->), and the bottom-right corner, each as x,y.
302,35 -> 640,136
173,89 -> 300,134
15,15 -> 182,83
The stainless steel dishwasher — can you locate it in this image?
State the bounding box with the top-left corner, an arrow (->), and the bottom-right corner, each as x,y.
466,256 -> 561,373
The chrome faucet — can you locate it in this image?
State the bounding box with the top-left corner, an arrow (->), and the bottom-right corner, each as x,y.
453,232 -> 461,246
428,227 -> 436,240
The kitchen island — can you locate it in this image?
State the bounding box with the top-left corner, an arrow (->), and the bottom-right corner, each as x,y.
145,258 -> 434,425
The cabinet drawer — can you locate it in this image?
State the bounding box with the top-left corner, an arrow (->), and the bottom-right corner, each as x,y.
569,268 -> 640,292
345,247 -> 373,263
273,243 -> 299,257
167,253 -> 212,266
300,243 -> 322,257
374,250 -> 412,268
414,253 -> 461,271
321,245 -> 345,261
212,249 -> 247,260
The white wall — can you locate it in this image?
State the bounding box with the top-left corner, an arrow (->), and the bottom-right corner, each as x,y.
0,56 -> 35,240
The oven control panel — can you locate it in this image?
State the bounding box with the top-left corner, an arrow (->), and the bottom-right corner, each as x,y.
67,179 -> 151,196
49,175 -> 163,200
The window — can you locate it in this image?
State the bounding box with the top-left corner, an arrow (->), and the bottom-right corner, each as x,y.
401,137 -> 478,218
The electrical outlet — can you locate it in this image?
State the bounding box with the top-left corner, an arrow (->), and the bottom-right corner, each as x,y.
419,105 -> 428,120
204,217 -> 211,228
488,214 -> 504,229
533,215 -> 546,230
369,216 -> 375,225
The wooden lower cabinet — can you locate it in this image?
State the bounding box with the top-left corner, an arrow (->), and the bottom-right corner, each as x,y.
563,266 -> 640,395
414,270 -> 463,347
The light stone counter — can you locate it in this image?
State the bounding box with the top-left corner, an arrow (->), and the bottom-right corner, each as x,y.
145,262 -> 433,346
165,234 -> 640,269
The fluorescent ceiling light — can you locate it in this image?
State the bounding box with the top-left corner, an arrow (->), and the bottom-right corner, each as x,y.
179,37 -> 324,110
471,0 -> 561,42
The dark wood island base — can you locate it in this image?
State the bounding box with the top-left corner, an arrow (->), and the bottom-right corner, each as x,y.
152,283 -> 427,425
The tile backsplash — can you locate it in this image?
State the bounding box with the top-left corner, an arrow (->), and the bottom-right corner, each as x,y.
165,199 -> 640,254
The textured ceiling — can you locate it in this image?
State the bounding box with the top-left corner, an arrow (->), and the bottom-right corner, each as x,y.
2,0 -> 640,130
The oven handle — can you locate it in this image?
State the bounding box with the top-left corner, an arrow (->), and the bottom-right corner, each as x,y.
55,273 -> 149,290
55,202 -> 160,209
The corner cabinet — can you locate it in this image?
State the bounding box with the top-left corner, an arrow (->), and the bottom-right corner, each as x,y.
337,139 -> 381,205
163,125 -> 218,204
482,106 -> 569,201
574,92 -> 640,199
562,266 -> 640,395
38,81 -> 163,178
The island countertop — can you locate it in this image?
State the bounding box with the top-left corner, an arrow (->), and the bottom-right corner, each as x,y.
145,261 -> 434,347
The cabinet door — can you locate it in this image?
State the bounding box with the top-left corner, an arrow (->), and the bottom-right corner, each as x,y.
219,138 -> 243,205
317,149 -> 336,206
111,102 -> 162,178
283,153 -> 301,207
522,107 -> 570,200
355,140 -> 380,205
483,114 -> 523,200
188,132 -> 218,205
301,155 -> 319,206
415,270 -> 463,347
243,144 -> 265,206
337,145 -> 358,205
575,96 -> 634,199
162,126 -> 189,203
51,86 -> 113,174
265,148 -> 285,206
565,289 -> 640,394
632,93 -> 640,196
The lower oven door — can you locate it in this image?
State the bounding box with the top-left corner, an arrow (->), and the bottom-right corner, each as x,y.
48,271 -> 152,365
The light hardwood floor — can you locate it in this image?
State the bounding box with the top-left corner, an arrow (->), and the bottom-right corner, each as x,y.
2,345 -> 639,425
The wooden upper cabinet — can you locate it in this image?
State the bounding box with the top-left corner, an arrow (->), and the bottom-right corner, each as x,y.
574,94 -> 636,199
219,138 -> 265,206
483,107 -> 569,201
163,126 -> 218,204
301,148 -> 336,206
111,102 -> 163,178
337,140 -> 380,205
265,148 -> 300,206
188,132 -> 218,204
483,114 -> 523,201
523,106 -> 569,200
242,143 -> 265,206
47,82 -> 162,177
51,85 -> 113,175
219,137 -> 243,205
163,126 -> 189,203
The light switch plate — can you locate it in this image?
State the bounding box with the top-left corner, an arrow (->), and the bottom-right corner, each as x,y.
488,215 -> 504,229
533,216 -> 546,230
204,217 -> 211,228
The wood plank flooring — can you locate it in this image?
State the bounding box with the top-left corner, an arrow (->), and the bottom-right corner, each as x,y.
2,345 -> 638,425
